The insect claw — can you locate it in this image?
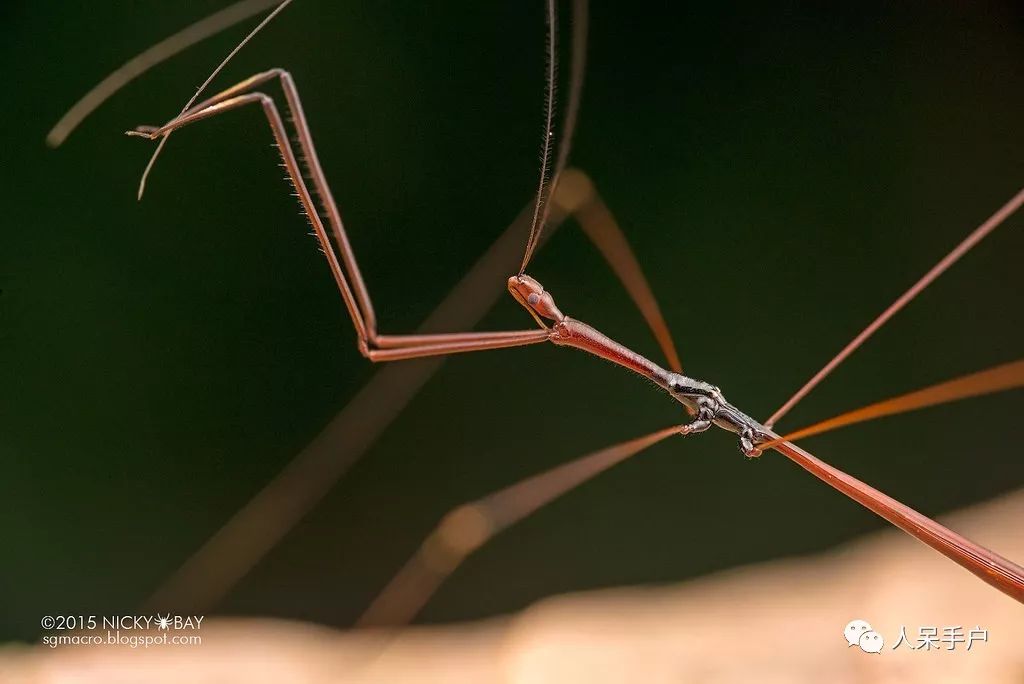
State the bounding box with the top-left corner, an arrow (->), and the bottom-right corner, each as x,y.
740,429 -> 763,458
678,418 -> 712,437
125,127 -> 157,139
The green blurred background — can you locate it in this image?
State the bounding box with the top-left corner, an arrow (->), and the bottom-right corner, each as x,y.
2,2 -> 1023,641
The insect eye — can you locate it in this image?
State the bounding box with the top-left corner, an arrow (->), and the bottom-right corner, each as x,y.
527,293 -> 541,306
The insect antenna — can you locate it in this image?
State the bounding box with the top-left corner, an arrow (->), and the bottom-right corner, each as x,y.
520,0 -> 591,274
519,0 -> 560,274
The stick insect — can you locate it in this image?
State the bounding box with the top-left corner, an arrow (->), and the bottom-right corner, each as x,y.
50,1 -> 1024,625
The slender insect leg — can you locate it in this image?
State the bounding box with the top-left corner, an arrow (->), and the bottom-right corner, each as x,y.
129,89 -> 553,360
45,0 -> 291,148
771,438 -> 1024,603
765,359 -> 1024,448
766,185 -> 1024,428
362,351 -> 1024,626
365,330 -> 550,362
171,68 -> 384,339
678,398 -> 715,435
135,73 -> 685,368
156,69 -> 551,356
755,359 -> 1024,602
134,160 -> 687,609
358,424 -> 682,627
361,360 -> 1024,624
144,196 -> 568,613
554,168 -> 683,373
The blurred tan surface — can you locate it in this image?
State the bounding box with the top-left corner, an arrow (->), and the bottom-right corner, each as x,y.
3,490 -> 1022,683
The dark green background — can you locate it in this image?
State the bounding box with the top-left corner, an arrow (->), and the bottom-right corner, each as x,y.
3,2 -> 1023,640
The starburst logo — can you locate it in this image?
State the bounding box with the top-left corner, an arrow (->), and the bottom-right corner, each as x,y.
155,614 -> 172,630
